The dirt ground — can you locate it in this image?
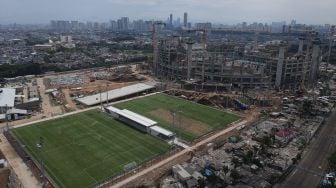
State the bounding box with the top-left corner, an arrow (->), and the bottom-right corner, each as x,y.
0,134 -> 41,188
69,80 -> 133,95
149,109 -> 211,137
62,88 -> 79,110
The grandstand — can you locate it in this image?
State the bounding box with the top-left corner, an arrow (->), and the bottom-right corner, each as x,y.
105,106 -> 175,140
76,83 -> 155,106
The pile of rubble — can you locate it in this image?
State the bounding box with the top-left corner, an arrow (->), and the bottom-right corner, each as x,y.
46,74 -> 87,88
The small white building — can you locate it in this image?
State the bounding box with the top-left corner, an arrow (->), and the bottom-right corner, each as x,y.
149,126 -> 175,141
105,106 -> 175,141
105,106 -> 157,132
0,88 -> 15,114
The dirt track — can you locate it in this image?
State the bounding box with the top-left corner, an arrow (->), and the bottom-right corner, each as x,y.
0,133 -> 42,188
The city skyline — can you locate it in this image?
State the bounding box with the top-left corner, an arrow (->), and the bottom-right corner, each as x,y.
0,0 -> 336,25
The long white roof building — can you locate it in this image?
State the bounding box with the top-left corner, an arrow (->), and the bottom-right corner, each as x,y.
76,83 -> 155,106
0,88 -> 16,107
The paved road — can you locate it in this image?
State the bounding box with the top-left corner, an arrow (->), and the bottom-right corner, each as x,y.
276,109 -> 336,188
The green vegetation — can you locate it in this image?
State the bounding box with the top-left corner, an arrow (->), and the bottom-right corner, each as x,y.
12,110 -> 171,188
0,63 -> 42,79
114,93 -> 240,141
0,63 -> 65,79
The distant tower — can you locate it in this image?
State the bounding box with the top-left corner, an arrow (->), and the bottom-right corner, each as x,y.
275,45 -> 286,89
183,12 -> 188,27
169,14 -> 173,26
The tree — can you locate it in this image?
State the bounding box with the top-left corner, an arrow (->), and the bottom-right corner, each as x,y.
261,135 -> 272,146
230,169 -> 240,184
223,166 -> 229,175
243,150 -> 254,164
298,99 -> 313,117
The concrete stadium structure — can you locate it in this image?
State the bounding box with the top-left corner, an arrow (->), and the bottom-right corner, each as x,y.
153,30 -> 322,91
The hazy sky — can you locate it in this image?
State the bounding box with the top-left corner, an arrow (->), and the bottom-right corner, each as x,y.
0,0 -> 335,25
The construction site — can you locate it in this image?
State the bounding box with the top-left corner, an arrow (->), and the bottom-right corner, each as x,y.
0,21 -> 335,188
42,65 -> 150,111
151,24 -> 326,92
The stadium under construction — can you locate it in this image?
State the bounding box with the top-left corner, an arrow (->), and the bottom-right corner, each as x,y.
152,27 -> 324,91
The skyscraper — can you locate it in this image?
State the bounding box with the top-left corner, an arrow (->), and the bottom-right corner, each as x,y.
183,12 -> 188,27
117,17 -> 129,31
169,14 -> 173,26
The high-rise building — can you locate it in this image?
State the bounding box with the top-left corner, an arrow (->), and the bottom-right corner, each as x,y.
110,20 -> 117,31
183,12 -> 188,27
291,19 -> 297,26
117,17 -> 129,31
169,14 -> 173,26
71,21 -> 79,30
50,20 -> 71,31
271,21 -> 286,33
195,22 -> 212,30
176,18 -> 181,27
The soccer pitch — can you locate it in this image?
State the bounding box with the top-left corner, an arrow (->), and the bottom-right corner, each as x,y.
12,110 -> 171,188
114,93 -> 240,141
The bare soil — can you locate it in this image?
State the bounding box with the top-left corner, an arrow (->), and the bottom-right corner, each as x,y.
149,109 -> 211,136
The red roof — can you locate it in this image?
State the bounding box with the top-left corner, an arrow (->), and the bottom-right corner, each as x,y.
275,128 -> 293,138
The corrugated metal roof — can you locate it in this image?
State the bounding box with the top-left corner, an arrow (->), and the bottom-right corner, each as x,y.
76,83 -> 154,106
106,106 -> 157,127
0,88 -> 16,107
105,106 -> 122,113
6,108 -> 28,115
119,109 -> 157,127
150,125 -> 175,137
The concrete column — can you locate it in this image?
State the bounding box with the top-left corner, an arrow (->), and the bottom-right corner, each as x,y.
310,43 -> 320,82
275,46 -> 285,89
187,43 -> 193,80
298,38 -> 304,53
201,64 -> 205,83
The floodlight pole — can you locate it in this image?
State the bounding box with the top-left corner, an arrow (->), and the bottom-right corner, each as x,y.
5,104 -> 9,131
99,86 -> 102,109
106,83 -> 109,106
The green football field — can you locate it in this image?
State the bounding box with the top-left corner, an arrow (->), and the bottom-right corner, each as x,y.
114,93 -> 240,141
12,110 -> 171,188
